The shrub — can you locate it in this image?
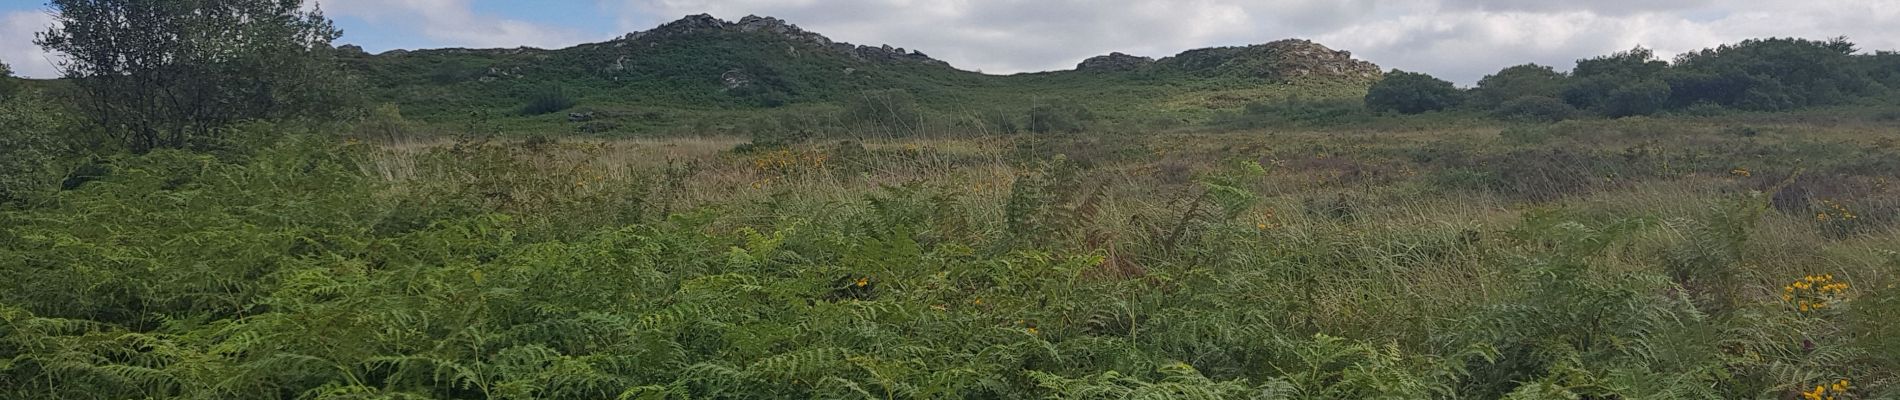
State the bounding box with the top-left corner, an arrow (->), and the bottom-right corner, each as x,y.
1027,98 -> 1094,133
426,62 -> 486,84
1603,79 -> 1672,117
1365,70 -> 1463,114
982,108 -> 1020,134
842,89 -> 922,136
0,59 -> 15,98
519,86 -> 577,115
1492,96 -> 1576,122
1670,37 -> 1872,110
1470,64 -> 1568,109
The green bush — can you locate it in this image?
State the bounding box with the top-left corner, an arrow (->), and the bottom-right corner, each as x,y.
982,108 -> 1020,134
0,59 -> 15,98
519,86 -> 577,115
1365,70 -> 1463,114
1470,64 -> 1568,109
1027,98 -> 1095,133
841,89 -> 921,135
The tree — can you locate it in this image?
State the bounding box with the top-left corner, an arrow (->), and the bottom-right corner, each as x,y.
1668,37 -> 1871,110
1364,70 -> 1463,114
0,58 -> 15,98
1573,46 -> 1668,79
36,0 -> 349,152
1563,47 -> 1670,116
1470,64 -> 1567,109
1868,51 -> 1900,91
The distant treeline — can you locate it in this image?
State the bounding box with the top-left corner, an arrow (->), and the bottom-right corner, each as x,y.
1365,38 -> 1900,119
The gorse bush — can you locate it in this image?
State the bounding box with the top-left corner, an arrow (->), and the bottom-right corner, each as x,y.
520,86 -> 578,115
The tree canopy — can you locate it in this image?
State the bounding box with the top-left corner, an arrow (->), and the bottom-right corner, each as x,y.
1365,70 -> 1463,114
36,0 -> 350,152
1470,64 -> 1567,109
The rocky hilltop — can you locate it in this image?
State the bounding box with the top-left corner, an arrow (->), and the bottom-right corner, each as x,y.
341,14 -> 1389,126
616,14 -> 948,67
1076,52 -> 1155,72
1077,39 -> 1382,83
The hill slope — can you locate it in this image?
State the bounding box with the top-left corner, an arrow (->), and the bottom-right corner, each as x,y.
342,14 -> 1383,135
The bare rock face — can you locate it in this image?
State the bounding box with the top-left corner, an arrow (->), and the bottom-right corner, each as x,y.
625,13 -> 726,41
735,15 -> 832,46
1259,39 -> 1382,81
1076,52 -> 1155,72
615,14 -> 949,67
1159,39 -> 1382,83
720,69 -> 754,91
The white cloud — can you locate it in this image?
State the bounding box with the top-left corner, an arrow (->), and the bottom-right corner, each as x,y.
1,10 -> 58,78
10,0 -> 1900,85
612,0 -> 1900,84
314,0 -> 596,50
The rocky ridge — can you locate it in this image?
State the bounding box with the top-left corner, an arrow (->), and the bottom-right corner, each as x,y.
1076,52 -> 1155,72
618,14 -> 948,67
1078,39 -> 1383,82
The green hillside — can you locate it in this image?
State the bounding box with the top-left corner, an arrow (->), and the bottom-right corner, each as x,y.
343,14 -> 1382,135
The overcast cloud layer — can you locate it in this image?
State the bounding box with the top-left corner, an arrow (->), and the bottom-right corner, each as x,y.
4,0 -> 1898,84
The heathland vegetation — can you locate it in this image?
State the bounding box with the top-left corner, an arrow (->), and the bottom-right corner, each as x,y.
2,2 -> 1899,399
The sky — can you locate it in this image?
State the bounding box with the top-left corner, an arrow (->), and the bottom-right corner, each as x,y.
3,0 -> 1898,85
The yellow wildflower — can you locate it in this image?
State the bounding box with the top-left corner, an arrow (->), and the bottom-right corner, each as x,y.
854,277 -> 869,287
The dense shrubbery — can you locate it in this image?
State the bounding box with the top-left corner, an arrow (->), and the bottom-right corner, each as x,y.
0,59 -> 15,98
1365,70 -> 1463,114
841,89 -> 922,136
1469,64 -> 1567,109
1669,37 -> 1872,110
519,86 -> 578,115
1452,39 -> 1900,120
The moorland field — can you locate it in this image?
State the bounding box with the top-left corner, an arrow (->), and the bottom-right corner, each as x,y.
3,4 -> 1900,400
